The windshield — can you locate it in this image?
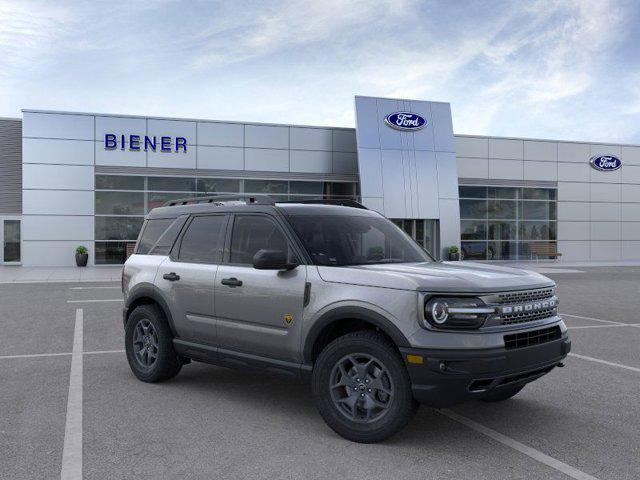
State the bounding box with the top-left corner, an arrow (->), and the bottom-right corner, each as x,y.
287,214 -> 433,266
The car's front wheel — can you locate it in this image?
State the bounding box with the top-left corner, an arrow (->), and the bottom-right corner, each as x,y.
125,304 -> 182,382
312,331 -> 418,443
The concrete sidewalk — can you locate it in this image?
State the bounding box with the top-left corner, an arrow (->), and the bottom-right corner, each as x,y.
0,266 -> 122,283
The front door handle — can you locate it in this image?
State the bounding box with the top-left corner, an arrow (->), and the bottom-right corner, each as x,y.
163,272 -> 180,281
221,277 -> 243,287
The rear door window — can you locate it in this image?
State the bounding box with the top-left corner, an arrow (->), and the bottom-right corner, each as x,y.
177,215 -> 228,264
136,218 -> 175,254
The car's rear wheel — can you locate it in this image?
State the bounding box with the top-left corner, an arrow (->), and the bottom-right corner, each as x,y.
480,384 -> 524,402
312,331 -> 418,443
125,304 -> 182,382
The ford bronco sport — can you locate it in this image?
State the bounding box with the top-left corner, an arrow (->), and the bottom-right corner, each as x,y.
122,195 -> 570,443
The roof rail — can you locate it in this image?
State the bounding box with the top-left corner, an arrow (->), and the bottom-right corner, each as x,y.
278,199 -> 368,209
163,194 -> 276,207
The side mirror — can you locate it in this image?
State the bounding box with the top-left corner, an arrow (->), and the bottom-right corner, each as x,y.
252,249 -> 298,271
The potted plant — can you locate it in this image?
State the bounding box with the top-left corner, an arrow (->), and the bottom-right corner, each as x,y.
75,246 -> 88,267
448,245 -> 460,261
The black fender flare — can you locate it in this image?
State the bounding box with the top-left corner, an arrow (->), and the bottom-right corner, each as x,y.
302,306 -> 411,364
124,283 -> 177,336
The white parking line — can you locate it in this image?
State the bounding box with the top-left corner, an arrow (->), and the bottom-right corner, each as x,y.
561,313 -> 627,325
567,324 -> 631,330
0,352 -> 71,360
84,349 -> 124,355
66,299 -> 123,303
439,409 -> 599,480
69,286 -> 120,290
61,308 -> 83,480
569,353 -> 640,373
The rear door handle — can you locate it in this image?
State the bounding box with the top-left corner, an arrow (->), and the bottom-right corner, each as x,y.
221,277 -> 243,287
163,272 -> 180,281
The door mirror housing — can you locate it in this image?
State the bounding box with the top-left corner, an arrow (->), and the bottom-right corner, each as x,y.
252,249 -> 298,270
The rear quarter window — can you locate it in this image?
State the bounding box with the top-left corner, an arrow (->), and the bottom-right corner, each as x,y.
136,217 -> 182,255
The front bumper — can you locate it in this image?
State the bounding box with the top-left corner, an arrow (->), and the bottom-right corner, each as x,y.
400,334 -> 571,407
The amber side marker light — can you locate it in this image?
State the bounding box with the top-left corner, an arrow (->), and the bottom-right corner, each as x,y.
406,354 -> 424,365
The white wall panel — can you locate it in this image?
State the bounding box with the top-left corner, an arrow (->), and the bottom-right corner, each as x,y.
147,148 -> 196,169
558,162 -> 589,182
290,128 -> 332,151
622,223 -> 640,240
622,203 -> 640,221
590,183 -> 620,202
557,241 -> 590,261
524,161 -> 557,181
22,240 -> 94,267
621,146 -> 640,166
332,130 -> 357,152
524,141 -> 557,161
558,182 -> 589,202
332,152 -> 358,174
457,157 -> 488,178
23,138 -> 94,166
489,139 -> 523,160
376,98 -> 404,151
244,148 -> 288,171
558,142 -> 590,163
361,196 -> 384,213
197,122 -> 243,147
590,241 -> 621,261
622,184 -> 640,203
147,119 -> 196,143
591,144 -> 621,157
590,222 -> 620,240
23,164 -> 94,190
95,143 -> 147,167
23,190 -> 94,215
557,222 -> 589,240
290,150 -> 332,173
558,202 -> 589,221
590,203 -> 620,221
22,215 -> 93,241
244,125 -> 289,149
23,112 -> 94,140
439,198 -> 461,250
95,116 -> 146,143
622,241 -> 640,259
430,103 -> 454,153
357,149 -> 383,197
415,150 -> 439,219
354,97 -> 380,149
406,100 -> 435,152
436,152 -> 459,199
454,136 -> 488,158
380,149 -> 406,218
590,166 -> 621,184
622,165 -> 640,183
488,159 -> 523,180
197,146 -> 243,170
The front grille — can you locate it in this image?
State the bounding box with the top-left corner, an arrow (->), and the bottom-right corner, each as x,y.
501,307 -> 557,325
504,326 -> 561,350
496,287 -> 554,304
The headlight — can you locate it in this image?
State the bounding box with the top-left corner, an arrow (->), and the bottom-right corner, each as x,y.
423,297 -> 495,330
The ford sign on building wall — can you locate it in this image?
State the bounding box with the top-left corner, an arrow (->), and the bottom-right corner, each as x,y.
384,112 -> 427,131
589,155 -> 622,171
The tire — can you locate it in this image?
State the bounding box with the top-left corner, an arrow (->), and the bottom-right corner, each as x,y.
312,331 -> 418,443
125,304 -> 182,382
480,384 -> 524,402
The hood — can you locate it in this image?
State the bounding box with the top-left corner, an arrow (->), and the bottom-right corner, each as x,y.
316,261 -> 554,293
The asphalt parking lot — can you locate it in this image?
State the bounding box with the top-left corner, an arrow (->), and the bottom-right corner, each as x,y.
1,266 -> 639,479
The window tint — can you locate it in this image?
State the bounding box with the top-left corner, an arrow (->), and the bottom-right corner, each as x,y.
149,216 -> 188,255
178,215 -> 227,263
136,218 -> 175,254
229,216 -> 290,264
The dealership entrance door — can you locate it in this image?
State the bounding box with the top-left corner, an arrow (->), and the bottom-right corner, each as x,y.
391,219 -> 440,260
1,217 -> 21,264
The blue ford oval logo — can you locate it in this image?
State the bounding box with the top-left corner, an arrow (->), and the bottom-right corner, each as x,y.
384,112 -> 427,131
590,155 -> 621,171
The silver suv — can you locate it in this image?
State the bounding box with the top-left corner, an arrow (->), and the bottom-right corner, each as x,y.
122,195 -> 570,443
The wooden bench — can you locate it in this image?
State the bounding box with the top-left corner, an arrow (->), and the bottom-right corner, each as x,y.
529,243 -> 562,261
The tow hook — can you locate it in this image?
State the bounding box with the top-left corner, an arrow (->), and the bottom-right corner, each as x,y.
557,362 -> 565,368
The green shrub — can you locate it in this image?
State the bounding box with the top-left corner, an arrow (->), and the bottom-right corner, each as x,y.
76,246 -> 88,255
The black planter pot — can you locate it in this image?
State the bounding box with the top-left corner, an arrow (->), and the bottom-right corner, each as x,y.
448,252 -> 460,261
75,253 -> 88,267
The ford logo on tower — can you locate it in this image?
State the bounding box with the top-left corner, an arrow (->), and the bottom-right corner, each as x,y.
384,112 -> 427,131
589,155 -> 622,172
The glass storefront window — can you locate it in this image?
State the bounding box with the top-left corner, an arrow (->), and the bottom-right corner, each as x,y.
95,241 -> 132,265
196,178 -> 241,194
95,216 -> 144,241
458,186 -> 557,260
147,176 -> 196,192
147,193 -> 186,212
95,191 -> 144,215
290,181 -> 324,195
244,179 -> 288,194
95,175 -> 144,190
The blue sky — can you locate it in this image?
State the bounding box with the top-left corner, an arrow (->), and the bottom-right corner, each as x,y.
1,0 -> 639,142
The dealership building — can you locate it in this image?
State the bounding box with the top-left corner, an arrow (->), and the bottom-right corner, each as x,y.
0,95 -> 639,266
